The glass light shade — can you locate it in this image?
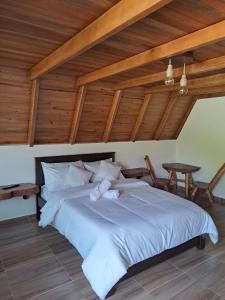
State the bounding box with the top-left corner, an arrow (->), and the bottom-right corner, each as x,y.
165,59 -> 174,86
179,74 -> 188,96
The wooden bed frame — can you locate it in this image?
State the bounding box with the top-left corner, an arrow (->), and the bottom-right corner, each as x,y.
35,152 -> 205,298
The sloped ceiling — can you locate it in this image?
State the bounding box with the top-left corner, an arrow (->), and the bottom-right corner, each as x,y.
0,0 -> 225,145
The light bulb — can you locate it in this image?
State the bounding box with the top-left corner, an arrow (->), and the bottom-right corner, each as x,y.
179,64 -> 188,96
164,59 -> 174,86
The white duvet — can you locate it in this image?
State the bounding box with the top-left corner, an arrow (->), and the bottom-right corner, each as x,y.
39,179 -> 218,299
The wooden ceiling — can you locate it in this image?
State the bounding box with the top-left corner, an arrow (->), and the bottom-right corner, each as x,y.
0,0 -> 225,145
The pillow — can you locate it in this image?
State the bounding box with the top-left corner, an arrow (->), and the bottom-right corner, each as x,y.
84,159 -> 112,182
95,160 -> 121,181
41,160 -> 85,191
41,160 -> 84,169
42,166 -> 68,192
64,165 -> 92,188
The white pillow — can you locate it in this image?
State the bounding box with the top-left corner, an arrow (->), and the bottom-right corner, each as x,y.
84,159 -> 112,182
42,166 -> 68,192
95,160 -> 121,181
64,165 -> 92,188
41,160 -> 84,169
41,160 -> 84,192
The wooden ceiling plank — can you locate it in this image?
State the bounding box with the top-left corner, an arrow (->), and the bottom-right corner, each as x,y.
103,90 -> 122,142
175,96 -> 197,139
153,92 -> 177,140
145,73 -> 225,94
191,86 -> 225,98
30,0 -> 173,79
77,20 -> 225,86
27,79 -> 40,147
130,94 -> 152,141
117,55 -> 225,89
69,85 -> 87,144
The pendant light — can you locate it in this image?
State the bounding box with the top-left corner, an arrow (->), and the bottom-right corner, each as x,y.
164,59 -> 174,86
179,63 -> 188,96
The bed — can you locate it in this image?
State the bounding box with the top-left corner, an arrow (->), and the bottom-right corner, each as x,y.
35,152 -> 218,299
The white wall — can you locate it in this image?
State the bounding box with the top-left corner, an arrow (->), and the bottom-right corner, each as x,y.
176,96 -> 225,198
0,141 -> 176,220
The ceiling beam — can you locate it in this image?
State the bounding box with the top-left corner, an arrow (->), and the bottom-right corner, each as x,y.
30,0 -> 173,80
116,55 -> 225,89
145,73 -> 225,94
69,85 -> 87,144
27,79 -> 40,147
153,93 -> 177,140
130,94 -> 152,141
103,90 -> 122,143
77,20 -> 225,86
191,85 -> 225,98
175,96 -> 197,139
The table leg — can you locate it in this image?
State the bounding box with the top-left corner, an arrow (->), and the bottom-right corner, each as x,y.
185,173 -> 189,198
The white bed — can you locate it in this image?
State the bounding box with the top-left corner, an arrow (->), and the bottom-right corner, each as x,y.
39,178 -> 218,299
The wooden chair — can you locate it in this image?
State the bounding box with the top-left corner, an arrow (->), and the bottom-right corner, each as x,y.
191,163 -> 225,204
144,155 -> 170,192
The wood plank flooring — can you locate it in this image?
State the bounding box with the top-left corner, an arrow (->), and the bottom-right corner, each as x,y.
0,193 -> 224,300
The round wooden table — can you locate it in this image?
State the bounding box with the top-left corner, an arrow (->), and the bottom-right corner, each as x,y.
162,163 -> 200,198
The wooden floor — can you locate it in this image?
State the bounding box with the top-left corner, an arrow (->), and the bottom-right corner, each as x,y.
0,192 -> 225,300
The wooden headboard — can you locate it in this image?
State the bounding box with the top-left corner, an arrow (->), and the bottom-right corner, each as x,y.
35,152 -> 115,187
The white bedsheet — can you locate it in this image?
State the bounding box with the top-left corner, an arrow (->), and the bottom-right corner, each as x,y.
39,179 -> 218,299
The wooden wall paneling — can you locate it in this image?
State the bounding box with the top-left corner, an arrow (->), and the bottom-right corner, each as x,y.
153,92 -> 177,140
77,20 -> 225,85
27,79 -> 40,146
31,0 -> 173,79
103,90 -> 122,142
174,96 -> 197,138
160,95 -> 193,139
69,85 -> 87,144
117,55 -> 225,89
130,94 -> 152,141
35,87 -> 76,144
136,93 -> 170,140
0,65 -> 30,144
75,86 -> 115,143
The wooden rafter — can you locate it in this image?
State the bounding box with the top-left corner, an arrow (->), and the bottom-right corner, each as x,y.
130,94 -> 152,141
30,0 -> 173,80
27,79 -> 40,147
103,90 -> 122,143
69,85 -> 87,144
116,55 -> 225,90
175,96 -> 197,138
145,73 -> 225,95
153,93 -> 177,140
191,86 -> 225,99
77,20 -> 225,86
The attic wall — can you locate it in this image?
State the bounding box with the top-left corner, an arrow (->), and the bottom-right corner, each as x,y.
0,63 -> 195,145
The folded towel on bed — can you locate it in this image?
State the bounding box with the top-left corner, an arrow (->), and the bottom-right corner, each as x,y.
90,179 -> 111,201
103,190 -> 120,199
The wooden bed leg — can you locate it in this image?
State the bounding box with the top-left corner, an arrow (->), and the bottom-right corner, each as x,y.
106,285 -> 118,298
197,236 -> 205,249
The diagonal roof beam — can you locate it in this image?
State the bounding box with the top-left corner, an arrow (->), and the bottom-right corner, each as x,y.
153,92 -> 177,140
77,20 -> 225,86
116,55 -> 225,90
30,0 -> 173,80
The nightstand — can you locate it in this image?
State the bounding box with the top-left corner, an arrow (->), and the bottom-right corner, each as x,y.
121,168 -> 149,179
0,183 -> 39,201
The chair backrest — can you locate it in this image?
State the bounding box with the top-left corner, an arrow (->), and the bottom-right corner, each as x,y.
144,155 -> 156,184
209,163 -> 225,191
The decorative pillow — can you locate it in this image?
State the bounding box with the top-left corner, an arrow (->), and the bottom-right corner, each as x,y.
84,159 -> 112,182
64,165 -> 92,188
95,160 -> 121,181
